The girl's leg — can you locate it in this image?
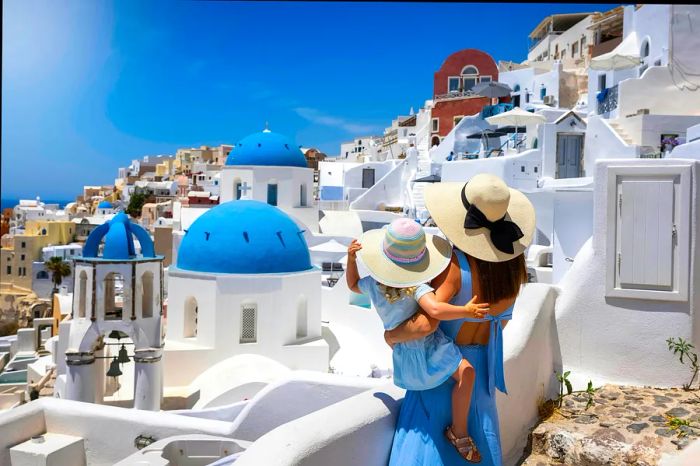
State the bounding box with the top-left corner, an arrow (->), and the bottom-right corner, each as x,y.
450,358 -> 475,438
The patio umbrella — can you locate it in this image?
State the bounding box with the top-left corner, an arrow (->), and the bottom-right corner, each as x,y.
486,107 -> 546,149
472,81 -> 513,99
413,174 -> 441,183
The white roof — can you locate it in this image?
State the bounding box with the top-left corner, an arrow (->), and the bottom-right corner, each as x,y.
590,32 -> 641,70
309,239 -> 348,253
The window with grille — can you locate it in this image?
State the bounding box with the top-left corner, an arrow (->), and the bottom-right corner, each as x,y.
240,303 -> 257,343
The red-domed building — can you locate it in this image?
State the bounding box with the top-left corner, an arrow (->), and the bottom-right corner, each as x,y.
430,49 -> 500,146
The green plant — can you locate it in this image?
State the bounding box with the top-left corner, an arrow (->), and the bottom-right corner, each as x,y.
666,337 -> 700,390
44,256 -> 71,294
126,192 -> 147,218
555,371 -> 597,410
665,415 -> 699,438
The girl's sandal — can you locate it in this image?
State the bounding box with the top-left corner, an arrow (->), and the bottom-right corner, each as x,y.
445,426 -> 482,463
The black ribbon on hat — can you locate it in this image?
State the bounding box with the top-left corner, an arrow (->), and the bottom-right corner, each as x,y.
460,183 -> 524,254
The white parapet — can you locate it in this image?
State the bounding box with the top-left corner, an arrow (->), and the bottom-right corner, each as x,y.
10,433 -> 86,466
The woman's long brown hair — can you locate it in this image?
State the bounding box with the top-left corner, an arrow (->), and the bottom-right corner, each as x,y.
470,254 -> 528,304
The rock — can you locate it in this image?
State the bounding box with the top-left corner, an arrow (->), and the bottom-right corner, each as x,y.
599,421 -> 614,428
654,395 -> 673,403
579,436 -> 625,465
671,437 -> 690,449
654,403 -> 668,408
655,428 -> 674,437
564,399 -> 574,407
625,394 -> 644,401
666,407 -> 690,418
626,422 -> 650,434
599,390 -> 620,400
575,414 -> 597,424
591,427 -> 626,443
612,401 -> 625,408
649,415 -> 666,423
573,395 -> 589,403
545,430 -> 578,460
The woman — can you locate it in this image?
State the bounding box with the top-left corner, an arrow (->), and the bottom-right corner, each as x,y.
386,174 -> 535,466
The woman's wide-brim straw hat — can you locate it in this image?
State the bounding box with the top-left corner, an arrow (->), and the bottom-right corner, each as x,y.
425,174 -> 536,262
358,218 -> 452,288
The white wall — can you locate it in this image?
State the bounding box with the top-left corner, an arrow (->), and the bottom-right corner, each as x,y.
551,191 -> 593,283
584,116 -> 639,171
555,159 -> 700,388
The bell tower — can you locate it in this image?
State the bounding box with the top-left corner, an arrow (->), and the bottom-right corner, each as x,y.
63,213 -> 164,411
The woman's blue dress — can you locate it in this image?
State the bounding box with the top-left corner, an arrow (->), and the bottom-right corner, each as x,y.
389,250 -> 513,466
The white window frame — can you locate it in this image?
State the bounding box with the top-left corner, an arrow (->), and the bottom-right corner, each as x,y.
431,118 -> 439,133
447,76 -> 461,93
605,165 -> 691,301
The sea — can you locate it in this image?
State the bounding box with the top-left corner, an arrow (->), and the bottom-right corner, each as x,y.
1,198 -> 73,211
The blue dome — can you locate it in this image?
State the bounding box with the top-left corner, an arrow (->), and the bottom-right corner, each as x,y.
83,212 -> 155,260
177,200 -> 312,274
225,130 -> 308,168
97,201 -> 112,209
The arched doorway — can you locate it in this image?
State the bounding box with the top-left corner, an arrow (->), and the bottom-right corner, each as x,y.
104,272 -> 124,320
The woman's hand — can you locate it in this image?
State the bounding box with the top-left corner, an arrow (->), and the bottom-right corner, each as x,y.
347,239 -> 362,260
465,295 -> 489,319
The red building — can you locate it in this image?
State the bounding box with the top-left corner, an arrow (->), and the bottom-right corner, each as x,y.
430,49 -> 499,146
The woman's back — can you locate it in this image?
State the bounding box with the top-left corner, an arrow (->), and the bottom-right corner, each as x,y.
438,250 -> 516,346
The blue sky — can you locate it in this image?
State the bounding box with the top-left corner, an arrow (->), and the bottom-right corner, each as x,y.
3,1 -> 619,199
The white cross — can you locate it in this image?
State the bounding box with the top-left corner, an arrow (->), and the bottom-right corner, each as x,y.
239,182 -> 252,200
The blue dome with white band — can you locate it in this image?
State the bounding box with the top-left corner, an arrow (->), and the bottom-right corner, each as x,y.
225,129 -> 307,168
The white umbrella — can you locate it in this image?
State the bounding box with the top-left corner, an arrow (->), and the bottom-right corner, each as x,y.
486,107 -> 546,151
590,31 -> 641,71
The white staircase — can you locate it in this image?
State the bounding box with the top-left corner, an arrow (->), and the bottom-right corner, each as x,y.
608,121 -> 635,145
411,182 -> 428,222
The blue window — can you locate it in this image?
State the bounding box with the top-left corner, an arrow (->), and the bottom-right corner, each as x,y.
267,184 -> 278,206
513,84 -> 520,92
540,87 -> 547,99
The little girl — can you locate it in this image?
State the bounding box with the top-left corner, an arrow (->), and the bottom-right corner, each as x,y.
346,218 -> 488,463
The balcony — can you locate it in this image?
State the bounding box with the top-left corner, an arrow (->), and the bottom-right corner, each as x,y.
434,89 -> 480,102
528,32 -> 562,52
481,103 -> 514,119
591,37 -> 622,58
597,84 -> 618,115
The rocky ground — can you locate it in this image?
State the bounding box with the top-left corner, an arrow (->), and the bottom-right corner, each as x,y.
521,385 -> 700,465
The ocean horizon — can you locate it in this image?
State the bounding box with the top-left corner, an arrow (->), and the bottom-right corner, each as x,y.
1,198 -> 73,211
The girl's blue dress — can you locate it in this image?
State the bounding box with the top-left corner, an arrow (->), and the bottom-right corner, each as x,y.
388,250 -> 513,466
357,277 -> 463,391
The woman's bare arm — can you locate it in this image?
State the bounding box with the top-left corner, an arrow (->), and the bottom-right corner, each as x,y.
385,253 -> 461,344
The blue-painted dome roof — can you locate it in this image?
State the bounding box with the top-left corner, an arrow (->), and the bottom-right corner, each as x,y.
97,201 -> 112,208
82,212 -> 156,260
225,130 -> 308,168
177,200 -> 312,274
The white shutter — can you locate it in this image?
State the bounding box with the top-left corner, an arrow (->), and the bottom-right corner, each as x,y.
618,179 -> 674,289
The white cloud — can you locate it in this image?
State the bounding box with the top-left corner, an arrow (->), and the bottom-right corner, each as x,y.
293,107 -> 381,134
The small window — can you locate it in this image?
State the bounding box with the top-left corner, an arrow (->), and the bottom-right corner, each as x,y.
431,118 -> 439,133
513,84 -> 521,92
21,242 -> 26,249
461,65 -> 478,75
571,42 -> 578,58
598,74 -> 607,91
240,302 -> 257,343
521,166 -> 525,173
6,266 -> 11,275
184,297 -> 198,338
580,37 -> 586,56
36,271 -> 49,280
641,41 -> 650,58
448,77 -> 460,92
20,254 -> 25,261
540,87 -> 547,99
534,166 -> 538,173
267,183 -> 278,206
480,76 -> 492,83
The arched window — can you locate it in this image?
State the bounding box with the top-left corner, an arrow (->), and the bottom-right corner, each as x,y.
78,271 -> 87,318
299,184 -> 308,207
141,271 -> 154,318
240,301 -> 257,343
431,136 -> 441,147
296,295 -> 308,339
184,296 -> 198,338
513,84 -> 521,92
461,65 -> 479,92
104,272 -> 124,320
36,271 -> 49,280
641,40 -> 650,58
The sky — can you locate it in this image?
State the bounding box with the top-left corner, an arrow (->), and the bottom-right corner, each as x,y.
3,1 -> 620,199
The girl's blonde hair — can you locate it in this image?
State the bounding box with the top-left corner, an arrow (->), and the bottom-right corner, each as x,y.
378,284 -> 417,304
